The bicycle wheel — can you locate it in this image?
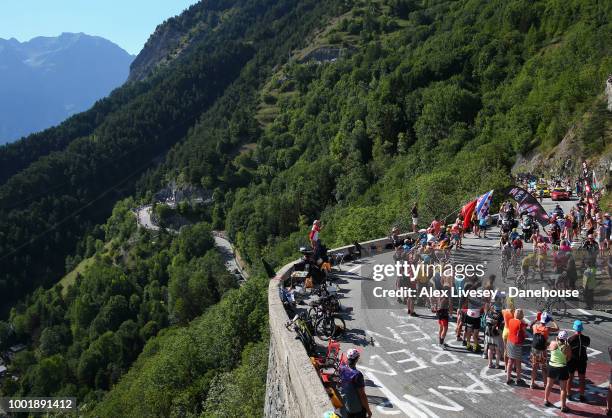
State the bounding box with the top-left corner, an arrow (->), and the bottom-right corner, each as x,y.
316,316 -> 335,340
552,298 -> 567,317
535,297 -> 547,312
501,259 -> 508,282
513,258 -> 521,275
331,316 -> 347,338
515,274 -> 527,290
296,327 -> 317,355
316,316 -> 346,340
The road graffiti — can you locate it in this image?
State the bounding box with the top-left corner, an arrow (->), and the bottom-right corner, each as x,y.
417,345 -> 461,365
366,371 -> 463,418
386,349 -> 428,374
361,308 -> 612,417
366,327 -> 408,346
359,354 -> 398,376
437,372 -> 493,395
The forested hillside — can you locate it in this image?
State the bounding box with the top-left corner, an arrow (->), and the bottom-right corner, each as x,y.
0,0 -> 342,309
1,0 -> 610,416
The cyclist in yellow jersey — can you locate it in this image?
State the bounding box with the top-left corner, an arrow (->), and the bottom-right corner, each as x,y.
521,252 -> 537,277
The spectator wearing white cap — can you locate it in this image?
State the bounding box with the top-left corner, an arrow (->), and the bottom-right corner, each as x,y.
530,312 -> 559,389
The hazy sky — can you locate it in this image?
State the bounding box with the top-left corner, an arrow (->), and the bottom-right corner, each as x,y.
0,0 -> 200,55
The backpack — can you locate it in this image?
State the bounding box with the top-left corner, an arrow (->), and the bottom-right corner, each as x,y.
484,312 -> 499,336
570,335 -> 589,362
532,332 -> 546,350
338,366 -> 364,414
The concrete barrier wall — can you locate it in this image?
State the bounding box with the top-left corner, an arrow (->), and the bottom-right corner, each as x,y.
264,233 -> 415,417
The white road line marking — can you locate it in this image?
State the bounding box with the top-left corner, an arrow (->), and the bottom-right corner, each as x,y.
364,371 -> 429,417
574,308 -> 593,316
347,265 -> 362,273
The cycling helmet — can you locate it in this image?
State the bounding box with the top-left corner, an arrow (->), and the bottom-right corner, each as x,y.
346,348 -> 360,361
558,330 -> 569,340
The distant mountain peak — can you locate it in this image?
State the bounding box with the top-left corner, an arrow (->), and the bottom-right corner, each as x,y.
0,33 -> 134,143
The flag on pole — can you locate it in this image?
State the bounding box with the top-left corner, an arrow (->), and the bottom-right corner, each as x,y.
460,200 -> 477,230
476,190 -> 494,220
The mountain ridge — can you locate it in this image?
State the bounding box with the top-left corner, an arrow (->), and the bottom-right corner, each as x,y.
0,32 -> 134,144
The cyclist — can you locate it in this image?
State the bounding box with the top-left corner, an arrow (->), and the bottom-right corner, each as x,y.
512,234 -> 524,258
535,236 -> 549,275
499,231 -> 510,249
521,252 -> 536,276
553,241 -> 570,273
501,237 -> 513,261
510,227 -> 520,242
582,234 -> 599,268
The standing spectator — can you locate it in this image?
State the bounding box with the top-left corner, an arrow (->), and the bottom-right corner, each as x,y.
436,274 -> 453,349
411,203 -> 419,233
598,221 -> 607,257
339,349 -> 372,418
502,301 -> 515,371
530,312 -> 559,389
390,226 -> 402,249
506,309 -> 528,385
545,331 -> 572,413
604,213 -> 611,250
451,219 -> 463,249
479,215 -> 489,238
567,320 -> 591,402
471,210 -> 480,237
309,219 -> 322,255
484,304 -> 504,369
464,286 -> 484,353
430,216 -> 442,237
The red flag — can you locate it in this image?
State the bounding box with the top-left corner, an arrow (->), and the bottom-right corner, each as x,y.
461,200 -> 477,230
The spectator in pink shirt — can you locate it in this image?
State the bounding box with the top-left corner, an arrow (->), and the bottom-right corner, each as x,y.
430,216 -> 442,237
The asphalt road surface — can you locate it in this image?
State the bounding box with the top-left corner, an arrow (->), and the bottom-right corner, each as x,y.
334,198 -> 611,418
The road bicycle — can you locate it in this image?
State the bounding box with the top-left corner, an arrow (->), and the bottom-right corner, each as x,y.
308,294 -> 341,319
514,273 -> 528,291
286,312 -> 318,355
315,311 -> 347,340
535,295 -> 567,317
511,251 -> 521,276
308,295 -> 346,340
500,253 -> 510,282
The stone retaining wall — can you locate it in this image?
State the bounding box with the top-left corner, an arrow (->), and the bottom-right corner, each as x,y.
264,233 -> 414,417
